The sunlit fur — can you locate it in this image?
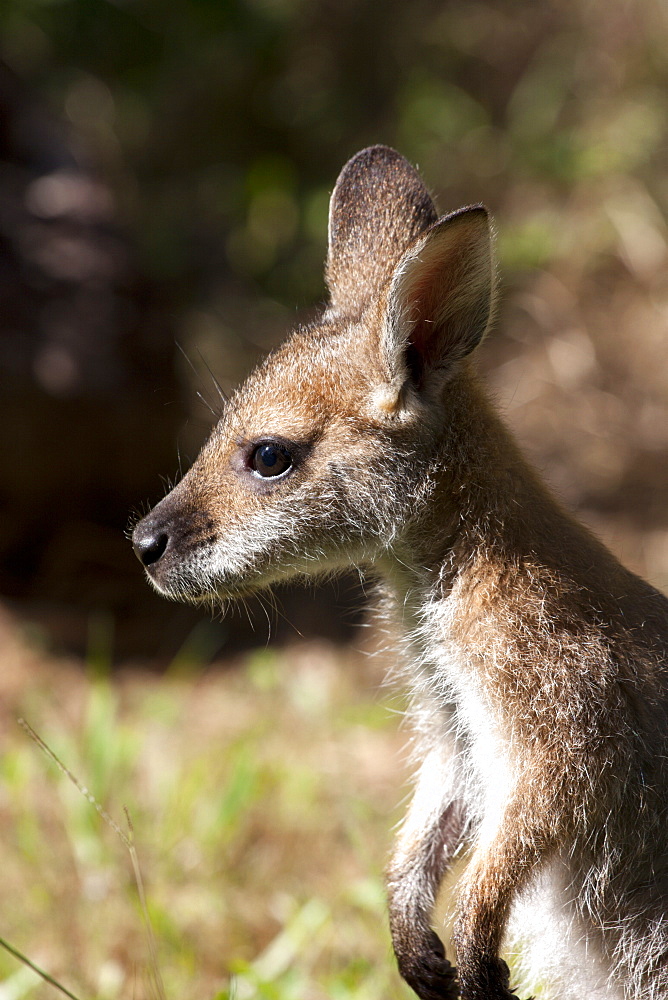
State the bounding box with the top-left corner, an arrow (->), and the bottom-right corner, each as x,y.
133,146 -> 668,1000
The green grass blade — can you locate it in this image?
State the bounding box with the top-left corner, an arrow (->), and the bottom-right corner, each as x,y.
0,935 -> 83,1000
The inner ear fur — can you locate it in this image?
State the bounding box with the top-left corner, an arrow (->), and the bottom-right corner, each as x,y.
382,205 -> 494,391
326,145 -> 437,317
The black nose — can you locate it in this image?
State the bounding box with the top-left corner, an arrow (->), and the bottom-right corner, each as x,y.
133,522 -> 169,567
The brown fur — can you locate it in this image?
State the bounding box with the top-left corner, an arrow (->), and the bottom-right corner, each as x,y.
133,146 -> 668,1000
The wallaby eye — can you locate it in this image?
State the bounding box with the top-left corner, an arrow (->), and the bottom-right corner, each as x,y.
250,442 -> 293,478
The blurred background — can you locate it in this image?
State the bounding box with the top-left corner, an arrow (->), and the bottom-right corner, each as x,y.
0,1 -> 667,997
2,0 -> 667,662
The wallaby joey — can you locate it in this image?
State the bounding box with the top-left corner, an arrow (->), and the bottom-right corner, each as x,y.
133,146 -> 668,1000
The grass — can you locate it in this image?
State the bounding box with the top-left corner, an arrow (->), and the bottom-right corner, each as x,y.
0,616 -> 415,1000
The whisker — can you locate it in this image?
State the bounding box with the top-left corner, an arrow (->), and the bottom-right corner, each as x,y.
174,339 -> 220,419
255,590 -> 273,646
197,347 -> 229,406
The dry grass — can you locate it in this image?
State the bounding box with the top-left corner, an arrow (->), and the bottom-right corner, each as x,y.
0,608 -> 413,1000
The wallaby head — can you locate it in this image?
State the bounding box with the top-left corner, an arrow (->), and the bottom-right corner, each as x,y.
133,146 -> 668,1000
133,145 -> 494,603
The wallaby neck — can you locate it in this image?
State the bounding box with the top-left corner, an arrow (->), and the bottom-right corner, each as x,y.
384,370 -> 609,606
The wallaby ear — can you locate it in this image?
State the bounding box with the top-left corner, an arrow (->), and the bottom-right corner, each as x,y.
326,145 -> 437,317
380,205 -> 494,397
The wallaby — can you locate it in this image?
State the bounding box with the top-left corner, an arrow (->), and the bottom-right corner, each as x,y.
132,145 -> 668,1000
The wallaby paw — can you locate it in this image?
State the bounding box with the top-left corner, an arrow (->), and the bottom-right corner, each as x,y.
458,956 -> 525,1000
397,929 -> 460,1000
493,957 -> 531,1000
